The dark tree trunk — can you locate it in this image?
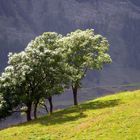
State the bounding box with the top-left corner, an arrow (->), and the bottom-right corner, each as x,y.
34,100 -> 39,119
72,86 -> 78,105
48,96 -> 53,114
44,104 -> 49,113
26,102 -> 32,121
40,103 -> 49,113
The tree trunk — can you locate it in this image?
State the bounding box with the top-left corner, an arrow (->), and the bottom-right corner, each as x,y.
48,96 -> 53,114
26,102 -> 32,121
34,100 -> 39,119
40,102 -> 49,113
44,103 -> 49,113
72,86 -> 78,105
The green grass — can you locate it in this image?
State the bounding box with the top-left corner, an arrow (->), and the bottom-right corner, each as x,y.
0,90 -> 140,140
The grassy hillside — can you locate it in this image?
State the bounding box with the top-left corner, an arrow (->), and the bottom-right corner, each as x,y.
0,90 -> 140,140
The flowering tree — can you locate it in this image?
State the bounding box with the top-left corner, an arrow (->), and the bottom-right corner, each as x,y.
0,65 -> 21,119
0,29 -> 112,121
25,32 -> 68,116
59,29 -> 112,105
0,32 -> 69,121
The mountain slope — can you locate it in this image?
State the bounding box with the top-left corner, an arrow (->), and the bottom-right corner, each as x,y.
0,90 -> 140,140
0,0 -> 140,87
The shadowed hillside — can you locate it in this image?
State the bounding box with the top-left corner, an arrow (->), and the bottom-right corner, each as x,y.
0,0 -> 140,86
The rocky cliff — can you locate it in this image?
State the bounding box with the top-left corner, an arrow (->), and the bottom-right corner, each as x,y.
0,0 -> 140,86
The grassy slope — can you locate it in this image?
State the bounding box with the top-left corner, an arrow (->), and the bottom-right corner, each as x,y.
0,90 -> 140,140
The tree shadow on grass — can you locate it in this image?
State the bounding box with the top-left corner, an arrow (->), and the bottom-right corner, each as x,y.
50,99 -> 121,116
19,99 -> 121,127
80,99 -> 121,111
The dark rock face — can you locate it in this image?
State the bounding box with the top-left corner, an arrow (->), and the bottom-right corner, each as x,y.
0,0 -> 140,86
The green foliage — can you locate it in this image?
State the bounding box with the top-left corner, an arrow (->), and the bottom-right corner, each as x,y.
0,32 -> 68,119
24,32 -> 68,98
0,29 -> 112,118
60,29 -> 112,86
0,65 -> 21,118
0,93 -> 10,118
58,29 -> 112,105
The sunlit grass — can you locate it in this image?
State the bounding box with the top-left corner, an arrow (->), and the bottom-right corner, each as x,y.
0,90 -> 140,140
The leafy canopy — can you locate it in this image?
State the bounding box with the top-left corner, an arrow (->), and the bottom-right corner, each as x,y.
59,29 -> 112,87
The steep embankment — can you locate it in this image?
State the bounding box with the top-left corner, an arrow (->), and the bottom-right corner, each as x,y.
0,0 -> 140,86
0,90 -> 140,140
